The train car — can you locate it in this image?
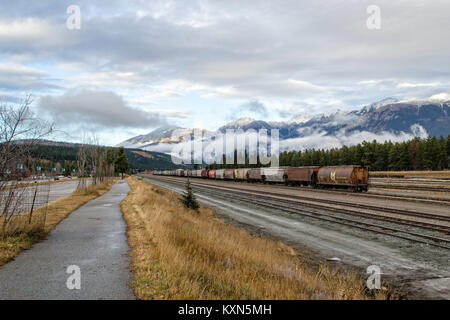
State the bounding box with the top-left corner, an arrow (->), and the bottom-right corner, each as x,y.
224,169 -> 235,180
201,170 -> 209,178
285,166 -> 320,186
261,167 -> 286,183
191,170 -> 197,177
175,169 -> 184,176
317,165 -> 368,191
195,169 -> 203,178
208,170 -> 216,179
185,170 -> 193,177
216,169 -> 225,180
247,168 -> 263,182
234,168 -> 250,181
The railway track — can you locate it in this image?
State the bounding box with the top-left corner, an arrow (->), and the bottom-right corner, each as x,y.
199,187 -> 450,250
146,176 -> 450,250
260,181 -> 450,205
370,183 -> 450,193
279,183 -> 450,205
370,177 -> 450,184
157,176 -> 450,223
196,184 -> 450,233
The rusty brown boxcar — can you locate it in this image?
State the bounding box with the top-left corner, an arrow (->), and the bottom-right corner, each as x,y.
285,166 -> 320,186
208,169 -> 216,179
224,169 -> 235,180
247,168 -> 263,182
201,170 -> 209,178
317,165 -> 368,191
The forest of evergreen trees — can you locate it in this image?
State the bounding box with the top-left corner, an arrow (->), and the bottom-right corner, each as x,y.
27,144 -> 184,174
279,135 -> 450,171
207,135 -> 450,171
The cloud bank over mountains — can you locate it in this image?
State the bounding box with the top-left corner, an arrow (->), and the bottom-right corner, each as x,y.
1,1 -> 450,145
118,98 -> 449,158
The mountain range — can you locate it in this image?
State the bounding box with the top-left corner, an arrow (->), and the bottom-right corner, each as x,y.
118,98 -> 450,153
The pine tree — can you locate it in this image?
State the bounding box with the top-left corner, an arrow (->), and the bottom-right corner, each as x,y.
399,142 -> 410,170
115,146 -> 129,179
180,178 -> 199,211
447,134 -> 450,156
438,136 -> 448,169
388,143 -> 400,170
409,138 -> 422,170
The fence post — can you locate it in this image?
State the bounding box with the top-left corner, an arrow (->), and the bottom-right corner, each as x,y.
28,185 -> 38,224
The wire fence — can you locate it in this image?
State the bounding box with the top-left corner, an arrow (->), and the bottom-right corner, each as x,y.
0,182 -> 50,237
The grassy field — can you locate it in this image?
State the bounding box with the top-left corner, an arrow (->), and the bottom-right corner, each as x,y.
121,177 -> 391,300
370,170 -> 450,178
0,178 -> 117,267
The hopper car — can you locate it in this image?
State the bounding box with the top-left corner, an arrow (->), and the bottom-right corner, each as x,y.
152,165 -> 369,191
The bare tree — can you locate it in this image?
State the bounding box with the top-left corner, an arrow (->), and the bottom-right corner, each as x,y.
76,132 -> 115,192
0,95 -> 53,180
0,96 -> 53,236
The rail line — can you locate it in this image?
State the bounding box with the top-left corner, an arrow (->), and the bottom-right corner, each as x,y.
370,183 -> 450,193
145,176 -> 450,250
156,176 -> 450,223
198,186 -> 450,250
284,184 -> 450,205
196,184 -> 450,234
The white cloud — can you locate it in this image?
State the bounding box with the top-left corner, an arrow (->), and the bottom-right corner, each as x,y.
39,90 -> 166,129
397,82 -> 441,88
429,92 -> 450,101
0,18 -> 67,48
279,129 -> 419,152
0,0 -> 449,144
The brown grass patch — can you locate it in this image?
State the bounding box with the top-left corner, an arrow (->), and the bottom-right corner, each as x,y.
371,170 -> 450,178
0,178 -> 117,267
121,177 -> 391,300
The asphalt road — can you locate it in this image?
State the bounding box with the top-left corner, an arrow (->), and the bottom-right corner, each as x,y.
0,180 -> 89,216
0,180 -> 134,300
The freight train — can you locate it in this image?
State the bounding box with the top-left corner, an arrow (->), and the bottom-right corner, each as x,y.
152,165 -> 369,192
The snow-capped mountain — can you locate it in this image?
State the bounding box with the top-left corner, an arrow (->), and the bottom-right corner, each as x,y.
218,117 -> 272,133
118,98 -> 450,152
118,125 -> 215,149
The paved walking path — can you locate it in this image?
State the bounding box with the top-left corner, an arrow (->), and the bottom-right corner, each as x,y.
0,180 -> 135,300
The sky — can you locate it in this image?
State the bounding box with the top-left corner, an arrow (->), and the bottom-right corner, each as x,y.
0,0 -> 449,146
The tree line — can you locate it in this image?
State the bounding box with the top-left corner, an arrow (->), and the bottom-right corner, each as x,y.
28,145 -> 129,178
279,135 -> 450,171
206,135 -> 450,171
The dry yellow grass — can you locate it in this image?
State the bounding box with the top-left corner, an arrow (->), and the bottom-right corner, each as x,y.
0,178 -> 117,267
371,170 -> 450,178
121,177 -> 391,300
